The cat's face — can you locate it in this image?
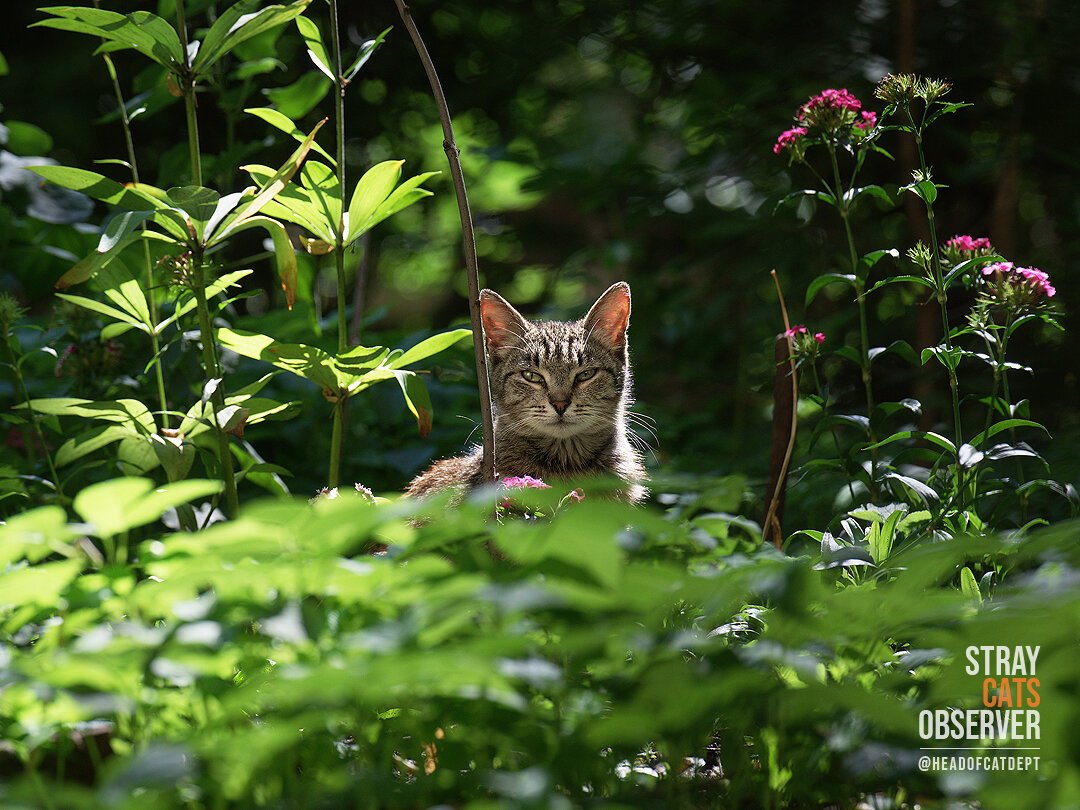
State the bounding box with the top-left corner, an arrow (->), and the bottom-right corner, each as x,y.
479,283 -> 632,439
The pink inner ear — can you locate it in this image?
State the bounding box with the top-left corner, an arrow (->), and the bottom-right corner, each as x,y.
589,288 -> 631,347
480,297 -> 522,349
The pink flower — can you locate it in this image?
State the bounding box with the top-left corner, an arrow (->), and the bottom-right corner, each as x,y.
501,475 -> 551,490
981,261 -> 1014,276
568,488 -> 585,503
1016,266 -> 1056,297
855,110 -> 877,130
946,234 -> 992,252
798,88 -> 862,121
773,126 -> 808,155
814,332 -> 826,344
981,262 -> 1056,300
784,324 -> 808,338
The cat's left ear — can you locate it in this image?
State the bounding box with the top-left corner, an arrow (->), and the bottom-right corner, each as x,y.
583,282 -> 631,350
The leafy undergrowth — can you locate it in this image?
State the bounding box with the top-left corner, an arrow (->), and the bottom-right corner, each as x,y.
1,477 -> 1077,809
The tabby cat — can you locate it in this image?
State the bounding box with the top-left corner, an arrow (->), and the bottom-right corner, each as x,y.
406,281 -> 646,502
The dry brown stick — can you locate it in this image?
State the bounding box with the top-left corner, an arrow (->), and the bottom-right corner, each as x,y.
392,0 -> 495,482
762,270 -> 800,550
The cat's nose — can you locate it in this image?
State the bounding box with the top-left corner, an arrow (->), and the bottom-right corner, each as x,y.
550,399 -> 570,415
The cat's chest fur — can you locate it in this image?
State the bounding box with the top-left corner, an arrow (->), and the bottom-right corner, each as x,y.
405,282 -> 647,504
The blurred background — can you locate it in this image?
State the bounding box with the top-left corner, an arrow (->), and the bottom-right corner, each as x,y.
1,0 -> 1076,524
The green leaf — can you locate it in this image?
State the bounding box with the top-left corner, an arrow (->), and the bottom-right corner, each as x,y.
942,254 -> 1003,290
157,270 -> 253,333
238,164 -> 336,243
166,185 -> 220,235
921,344 -> 963,372
805,273 -> 856,306
300,160 -> 342,235
192,0 -> 314,75
55,424 -> 132,467
294,15 -> 333,80
866,429 -> 956,455
867,274 -> 934,294
925,101 -> 974,127
393,371 -> 433,437
846,184 -> 892,207
0,560 -> 83,612
215,119 -> 326,239
34,7 -> 184,69
28,165 -> 165,212
344,160 -> 400,239
217,328 -> 339,392
73,477 -> 223,537
265,71 -> 332,119
959,566 -> 982,604
20,398 -> 156,435
215,216 -> 298,309
389,329 -> 471,369
55,292 -> 147,330
883,472 -> 939,504
969,419 -> 1049,449
4,121 -> 53,156
244,107 -> 336,163
349,171 -> 439,243
343,26 -> 391,81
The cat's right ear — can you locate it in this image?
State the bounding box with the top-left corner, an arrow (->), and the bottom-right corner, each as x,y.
479,290 -> 529,351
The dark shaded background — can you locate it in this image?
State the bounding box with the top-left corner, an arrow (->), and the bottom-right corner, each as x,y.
2,0 -> 1076,522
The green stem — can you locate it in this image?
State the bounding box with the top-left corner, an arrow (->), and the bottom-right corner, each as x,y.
329,400 -> 344,489
906,108 -> 964,497
826,143 -> 878,497
191,252 -> 239,516
326,0 -> 348,488
4,336 -> 63,495
97,30 -> 170,428
810,361 -> 857,502
175,0 -> 202,186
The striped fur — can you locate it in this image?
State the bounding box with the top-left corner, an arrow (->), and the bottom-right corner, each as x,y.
406,282 -> 647,502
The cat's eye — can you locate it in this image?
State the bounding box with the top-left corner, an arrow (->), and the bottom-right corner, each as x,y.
521,370 -> 544,384
575,368 -> 597,382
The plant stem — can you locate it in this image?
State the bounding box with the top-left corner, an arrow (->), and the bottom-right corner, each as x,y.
826,143 -> 877,497
326,0 -> 349,489
175,0 -> 237,515
4,335 -> 63,496
393,0 -> 495,482
96,27 -> 170,428
174,0 -> 202,186
191,250 -> 239,516
906,108 -> 964,496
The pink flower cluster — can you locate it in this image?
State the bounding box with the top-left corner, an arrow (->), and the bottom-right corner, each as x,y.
855,110 -> 877,130
946,234 -> 992,252
773,126 -> 808,155
784,324 -> 826,344
501,475 -> 551,489
798,88 -> 862,120
981,262 -> 1056,298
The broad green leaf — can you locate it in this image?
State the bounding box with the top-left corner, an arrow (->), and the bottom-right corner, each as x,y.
4,120 -> 53,155
389,329 -> 471,369
294,15 -> 333,80
345,160 -> 401,240
21,398 -> 156,435
55,424 -> 132,467
942,254 -> 1003,290
216,216 -> 298,309
34,7 -> 184,69
393,370 -> 433,437
217,328 -> 339,392
348,171 -> 439,243
150,433 -> 195,482
0,506 -> 77,567
244,107 -> 336,163
300,160 -> 342,234
55,292 -> 147,331
343,26 -> 391,81
215,118 -> 326,239
0,559 -> 83,612
805,273 -> 856,306
959,566 -> 982,604
969,418 -> 1049,448
99,210 -> 154,253
29,165 -> 164,211
203,190 -> 250,242
866,429 -> 956,455
157,270 -> 253,333
166,185 -> 220,235
73,477 -> 223,537
239,164 -> 335,242
265,70 -> 332,119
867,274 -> 934,294
192,0 -> 313,74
